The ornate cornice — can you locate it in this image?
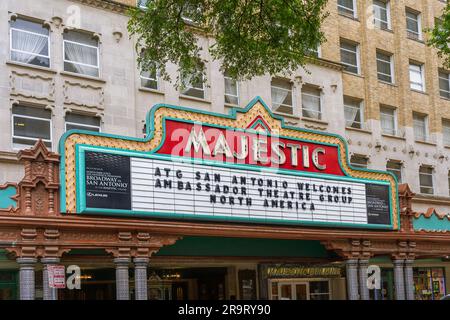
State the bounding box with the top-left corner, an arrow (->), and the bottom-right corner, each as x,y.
415,208 -> 450,221
69,0 -> 130,14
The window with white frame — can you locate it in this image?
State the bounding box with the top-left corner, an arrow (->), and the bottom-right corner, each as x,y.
443,119 -> 450,146
350,154 -> 368,169
12,105 -> 51,148
140,64 -> 159,90
344,96 -> 363,129
413,112 -> 428,142
419,165 -> 434,194
380,106 -> 397,135
65,113 -> 100,132
406,9 -> 422,40
302,86 -> 322,120
181,3 -> 202,24
308,45 -> 321,58
63,30 -> 99,77
10,18 -> 50,68
386,160 -> 402,183
180,71 -> 205,99
338,0 -> 357,18
340,40 -> 359,74
409,62 -> 425,92
137,0 -> 149,9
271,78 -> 293,115
224,71 -> 239,105
376,51 -> 394,83
439,70 -> 450,99
372,0 -> 391,30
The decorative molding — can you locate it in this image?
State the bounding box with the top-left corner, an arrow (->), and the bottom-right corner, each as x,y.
69,0 -> 130,14
415,208 -> 450,221
63,80 -> 105,111
10,71 -> 56,102
0,183 -> 20,212
322,239 -> 372,259
16,140 -> 60,217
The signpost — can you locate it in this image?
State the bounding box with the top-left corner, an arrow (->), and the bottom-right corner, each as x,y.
48,265 -> 66,289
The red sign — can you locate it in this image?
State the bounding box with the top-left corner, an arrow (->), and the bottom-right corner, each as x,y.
48,265 -> 66,289
156,119 -> 345,176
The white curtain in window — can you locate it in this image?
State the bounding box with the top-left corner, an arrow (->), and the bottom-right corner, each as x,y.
344,106 -> 358,126
65,42 -> 97,74
271,87 -> 288,110
225,78 -> 237,96
302,93 -> 320,118
381,113 -> 394,134
12,30 -> 47,63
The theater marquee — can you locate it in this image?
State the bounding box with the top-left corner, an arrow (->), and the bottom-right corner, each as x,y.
60,97 -> 399,230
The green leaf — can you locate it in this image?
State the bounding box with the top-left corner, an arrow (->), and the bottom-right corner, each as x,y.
128,0 -> 328,87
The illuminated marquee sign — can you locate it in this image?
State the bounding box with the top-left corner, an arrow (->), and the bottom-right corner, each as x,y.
60,97 -> 399,230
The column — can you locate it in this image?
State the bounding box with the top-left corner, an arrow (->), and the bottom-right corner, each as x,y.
114,257 -> 130,300
17,257 -> 37,300
358,259 -> 370,300
404,259 -> 415,300
134,257 -> 149,300
345,259 -> 359,300
41,257 -> 60,300
393,259 -> 405,300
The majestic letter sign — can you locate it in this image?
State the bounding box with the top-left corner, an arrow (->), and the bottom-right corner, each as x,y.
60,97 -> 399,230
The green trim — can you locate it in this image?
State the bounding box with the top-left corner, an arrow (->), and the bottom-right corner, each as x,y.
413,214 -> 450,232
0,186 -> 17,209
76,144 -> 393,230
248,118 -> 271,132
59,97 -> 399,230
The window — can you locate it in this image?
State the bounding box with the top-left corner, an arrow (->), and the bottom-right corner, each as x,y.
380,106 -> 397,135
180,71 -> 205,99
307,46 -> 321,58
340,40 -> 359,74
376,51 -> 394,83
419,166 -> 433,194
387,161 -> 402,183
443,119 -> 450,146
181,3 -> 202,24
406,9 -> 422,40
413,112 -> 428,142
338,0 -> 356,18
373,0 -> 391,30
439,70 -> 450,99
350,154 -> 368,169
141,65 -> 158,90
224,71 -> 239,105
65,113 -> 100,132
137,0 -> 148,9
448,171 -> 450,196
302,86 -> 321,120
10,18 -> 50,68
63,30 -> 99,77
271,78 -> 293,115
344,97 -> 363,129
409,62 -> 425,92
12,105 -> 51,148
309,281 -> 331,300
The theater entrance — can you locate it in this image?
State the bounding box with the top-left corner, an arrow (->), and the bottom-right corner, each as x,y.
269,279 -> 331,300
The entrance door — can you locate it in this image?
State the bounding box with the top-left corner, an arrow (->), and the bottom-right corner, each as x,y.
277,282 -> 309,300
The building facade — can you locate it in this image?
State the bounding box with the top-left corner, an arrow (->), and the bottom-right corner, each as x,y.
0,0 -> 448,300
